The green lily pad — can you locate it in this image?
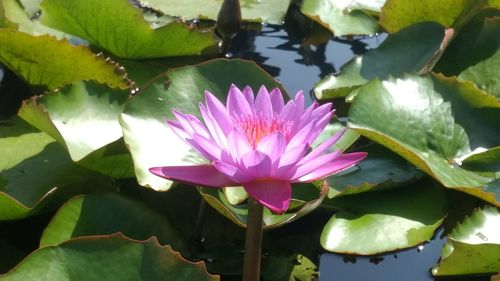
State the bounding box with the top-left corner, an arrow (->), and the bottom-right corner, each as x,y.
261,254 -> 318,281
432,206 -> 500,276
40,0 -> 217,59
380,0 -> 484,33
459,48 -> 500,98
326,143 -> 423,198
120,59 -> 285,191
137,0 -> 290,24
0,234 -> 218,281
199,181 -> 328,229
301,0 -> 380,36
19,82 -> 129,162
462,146 -> 500,173
0,29 -> 127,90
0,116 -> 116,220
40,192 -> 188,253
348,74 -> 500,206
321,180 -> 447,255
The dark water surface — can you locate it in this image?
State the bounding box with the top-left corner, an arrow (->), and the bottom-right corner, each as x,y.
229,25 -> 493,281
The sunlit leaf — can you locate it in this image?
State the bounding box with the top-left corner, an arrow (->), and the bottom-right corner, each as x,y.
0,116 -> 116,220
0,29 -> 128,90
40,192 -> 188,253
348,74 -> 500,206
301,0 -> 380,36
0,234 -> 219,281
432,206 -> 500,276
19,82 -> 129,162
138,0 -> 290,24
321,181 -> 447,255
120,59 -> 285,191
40,0 -> 217,59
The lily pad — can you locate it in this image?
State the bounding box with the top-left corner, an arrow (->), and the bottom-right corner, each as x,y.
462,146 -> 500,173
432,206 -> 500,276
0,234 -> 218,281
0,29 -> 127,90
19,82 -> 129,162
321,180 -> 447,255
0,116 -> 116,220
40,0 -> 217,59
120,59 -> 285,191
348,74 -> 500,206
326,143 -> 423,198
199,181 -> 328,229
301,0 -> 380,36
138,0 -> 290,24
459,48 -> 500,98
40,192 -> 188,253
314,22 -> 447,100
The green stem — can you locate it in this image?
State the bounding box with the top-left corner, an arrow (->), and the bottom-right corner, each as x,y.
242,197 -> 264,281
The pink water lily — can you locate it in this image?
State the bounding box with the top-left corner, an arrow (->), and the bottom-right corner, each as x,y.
150,85 -> 367,214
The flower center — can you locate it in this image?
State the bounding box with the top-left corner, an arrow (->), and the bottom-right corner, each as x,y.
233,114 -> 292,148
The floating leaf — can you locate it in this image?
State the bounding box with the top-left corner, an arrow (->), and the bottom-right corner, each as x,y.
40,0 -> 217,59
432,206 -> 500,276
459,48 -> 500,98
0,234 -> 218,281
462,146 -> 500,173
348,74 -> 500,206
138,0 -> 290,24
321,181 -> 447,255
0,29 -> 127,90
326,143 -> 423,198
0,117 -> 116,220
120,59 -> 285,191
19,81 -> 129,162
301,0 -> 380,36
40,192 -> 188,253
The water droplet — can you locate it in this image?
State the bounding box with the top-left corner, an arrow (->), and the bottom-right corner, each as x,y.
205,257 -> 214,263
157,97 -> 163,101
95,52 -> 104,58
292,258 -> 302,265
417,245 -> 424,252
114,65 -> 126,75
30,11 -> 42,20
43,159 -> 49,163
225,52 -> 233,58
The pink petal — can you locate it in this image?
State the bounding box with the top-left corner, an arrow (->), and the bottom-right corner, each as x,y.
293,91 -> 305,116
285,121 -> 315,150
192,134 -> 223,161
269,88 -> 285,113
254,85 -> 273,119
167,120 -> 190,140
299,128 -> 347,165
242,85 -> 255,105
227,130 -> 252,160
296,152 -> 368,182
213,161 -> 253,183
244,181 -> 291,214
278,145 -> 308,167
290,150 -> 342,181
149,165 -> 236,187
199,102 -> 227,147
205,91 -> 233,134
256,133 -> 286,163
227,84 -> 253,117
241,150 -> 272,178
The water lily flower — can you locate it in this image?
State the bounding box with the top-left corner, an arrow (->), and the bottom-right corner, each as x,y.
150,85 -> 367,214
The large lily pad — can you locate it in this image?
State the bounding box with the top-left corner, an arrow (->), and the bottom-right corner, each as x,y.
40,192 -> 188,253
0,234 -> 218,281
348,74 -> 500,206
326,143 -> 423,198
314,22 -> 446,100
459,48 -> 500,98
40,0 -> 217,59
301,0 -> 380,36
432,206 -> 500,276
19,82 -> 129,162
138,0 -> 290,24
0,116 -> 115,220
0,29 -> 127,90
120,59 -> 285,191
321,180 -> 447,255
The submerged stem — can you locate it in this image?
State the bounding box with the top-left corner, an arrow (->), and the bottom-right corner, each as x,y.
242,197 -> 264,281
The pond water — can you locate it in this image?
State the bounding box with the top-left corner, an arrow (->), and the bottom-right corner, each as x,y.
228,25 -> 492,281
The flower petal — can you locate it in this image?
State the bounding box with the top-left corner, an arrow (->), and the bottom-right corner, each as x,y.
242,85 -> 255,105
227,130 -> 252,161
254,85 -> 273,119
269,88 -> 284,113
213,161 -> 252,183
192,134 -> 223,161
244,181 -> 291,214
297,152 -> 368,182
241,150 -> 272,178
199,102 -> 227,147
290,150 -> 342,181
227,84 -> 253,117
205,91 -> 233,134
149,165 -> 236,187
299,128 -> 347,165
256,132 -> 286,163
